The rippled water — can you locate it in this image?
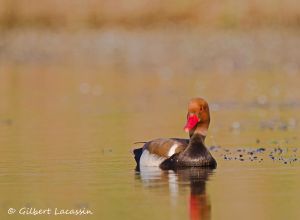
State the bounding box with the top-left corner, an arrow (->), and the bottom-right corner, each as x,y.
0,66 -> 300,220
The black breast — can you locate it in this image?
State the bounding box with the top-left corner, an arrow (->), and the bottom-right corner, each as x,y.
159,134 -> 217,170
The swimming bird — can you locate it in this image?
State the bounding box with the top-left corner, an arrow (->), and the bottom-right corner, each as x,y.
133,98 -> 217,170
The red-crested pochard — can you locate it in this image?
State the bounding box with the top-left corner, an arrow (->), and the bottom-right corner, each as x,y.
133,98 -> 217,170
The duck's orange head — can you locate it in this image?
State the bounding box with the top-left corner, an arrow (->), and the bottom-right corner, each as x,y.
184,97 -> 210,135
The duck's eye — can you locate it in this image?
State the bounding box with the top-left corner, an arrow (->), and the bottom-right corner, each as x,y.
187,112 -> 196,119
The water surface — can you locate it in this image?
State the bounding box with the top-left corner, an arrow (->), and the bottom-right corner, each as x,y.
0,60 -> 300,220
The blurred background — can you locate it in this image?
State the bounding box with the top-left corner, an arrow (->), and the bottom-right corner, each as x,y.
0,1 -> 300,220
1,0 -> 299,146
1,0 -> 300,28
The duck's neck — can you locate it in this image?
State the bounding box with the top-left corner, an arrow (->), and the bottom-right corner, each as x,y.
189,123 -> 209,141
189,133 -> 205,147
183,132 -> 207,157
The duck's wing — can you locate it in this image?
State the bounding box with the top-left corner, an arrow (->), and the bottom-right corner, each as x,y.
144,138 -> 188,157
170,138 -> 189,146
133,138 -> 187,168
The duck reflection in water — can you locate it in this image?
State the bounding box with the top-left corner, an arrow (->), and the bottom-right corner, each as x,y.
135,167 -> 214,220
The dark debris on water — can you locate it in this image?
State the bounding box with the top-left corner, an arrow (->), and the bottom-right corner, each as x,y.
209,145 -> 300,165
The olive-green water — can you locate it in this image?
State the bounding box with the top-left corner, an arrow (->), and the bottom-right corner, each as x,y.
0,30 -> 300,220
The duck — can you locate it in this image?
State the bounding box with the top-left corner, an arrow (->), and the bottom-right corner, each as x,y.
133,97 -> 217,171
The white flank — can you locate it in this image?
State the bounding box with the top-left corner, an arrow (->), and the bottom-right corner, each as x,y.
140,150 -> 166,167
167,143 -> 178,157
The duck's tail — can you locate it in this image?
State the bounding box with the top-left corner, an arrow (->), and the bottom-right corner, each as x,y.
132,147 -> 143,171
133,147 -> 143,164
133,141 -> 147,144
